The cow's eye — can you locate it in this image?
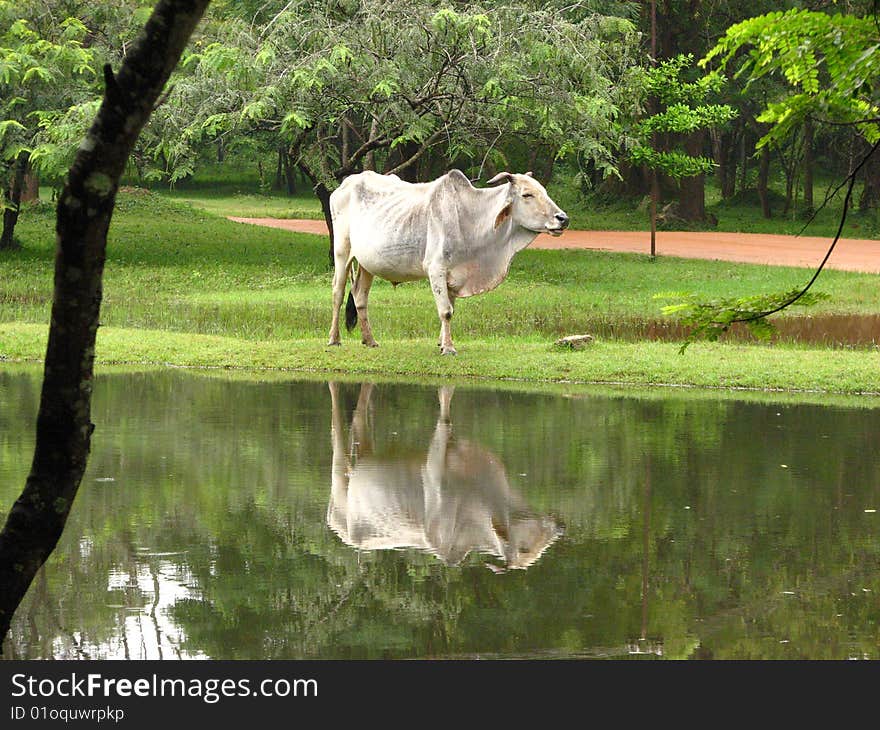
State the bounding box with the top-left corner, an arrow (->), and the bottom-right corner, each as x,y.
522,193 -> 534,199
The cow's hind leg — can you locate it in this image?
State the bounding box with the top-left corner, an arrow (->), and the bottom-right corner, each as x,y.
351,267 -> 378,347
328,228 -> 352,346
428,268 -> 456,355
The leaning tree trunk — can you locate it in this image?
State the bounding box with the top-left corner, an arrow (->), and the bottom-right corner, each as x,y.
297,162 -> 336,266
0,0 -> 210,650
315,182 -> 334,266
0,151 -> 28,250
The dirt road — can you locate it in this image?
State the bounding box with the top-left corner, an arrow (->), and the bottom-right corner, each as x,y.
228,216 -> 880,274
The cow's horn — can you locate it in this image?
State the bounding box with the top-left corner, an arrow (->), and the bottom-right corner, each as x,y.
485,172 -> 514,187
524,170 -> 533,177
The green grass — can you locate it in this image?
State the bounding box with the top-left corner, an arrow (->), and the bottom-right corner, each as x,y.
120,153 -> 325,219
3,322 -> 880,395
2,190 -> 880,395
163,189 -> 324,220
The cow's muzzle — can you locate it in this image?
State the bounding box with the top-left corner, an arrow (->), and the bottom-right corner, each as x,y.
546,212 -> 569,236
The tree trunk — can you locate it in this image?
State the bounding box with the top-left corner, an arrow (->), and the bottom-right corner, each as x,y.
385,141 -> 419,181
540,155 -> 555,183
859,140 -> 880,212
757,144 -> 772,218
0,0 -> 210,650
714,128 -> 737,199
650,169 -> 658,257
297,161 -> 335,265
282,150 -> 297,195
315,182 -> 334,266
363,118 -> 379,172
1,152 -> 28,250
803,118 -> 814,212
22,165 -> 39,203
778,141 -> 800,217
677,130 -> 706,221
274,145 -> 284,190
527,146 -> 539,176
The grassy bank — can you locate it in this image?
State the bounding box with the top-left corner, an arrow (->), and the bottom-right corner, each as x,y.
4,322 -> 880,395
2,191 -> 880,395
165,189 -> 324,220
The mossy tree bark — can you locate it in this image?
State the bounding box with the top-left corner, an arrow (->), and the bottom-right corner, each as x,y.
0,151 -> 28,250
0,0 -> 211,650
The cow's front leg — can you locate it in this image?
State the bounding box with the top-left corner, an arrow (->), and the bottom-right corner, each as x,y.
428,268 -> 456,355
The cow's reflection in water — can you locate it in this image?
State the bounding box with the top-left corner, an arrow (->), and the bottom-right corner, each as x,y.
327,382 -> 563,572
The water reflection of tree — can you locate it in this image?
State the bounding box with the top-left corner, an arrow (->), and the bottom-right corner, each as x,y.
4,372 -> 880,658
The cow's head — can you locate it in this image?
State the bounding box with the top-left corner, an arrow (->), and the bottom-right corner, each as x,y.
486,512 -> 564,572
486,171 -> 569,236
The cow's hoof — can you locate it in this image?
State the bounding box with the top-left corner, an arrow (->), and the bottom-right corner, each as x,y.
440,347 -> 457,356
328,340 -> 341,347
362,341 -> 379,348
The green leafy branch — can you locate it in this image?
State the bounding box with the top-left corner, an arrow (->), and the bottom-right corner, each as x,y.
629,146 -> 716,178
658,289 -> 830,353
700,9 -> 880,148
630,54 -> 737,183
660,138 -> 880,353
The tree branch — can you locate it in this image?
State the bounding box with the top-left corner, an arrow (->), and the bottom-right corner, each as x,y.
385,128 -> 444,175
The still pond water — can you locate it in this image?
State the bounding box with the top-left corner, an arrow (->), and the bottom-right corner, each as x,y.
1,369 -> 879,660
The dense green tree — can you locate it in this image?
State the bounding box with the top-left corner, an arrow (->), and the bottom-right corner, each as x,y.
159,0 -> 642,247
627,1 -> 857,220
629,53 -> 736,252
704,6 -> 880,209
666,5 -> 879,346
0,1 -> 97,248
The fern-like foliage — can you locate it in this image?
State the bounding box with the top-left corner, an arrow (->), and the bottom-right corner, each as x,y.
701,9 -> 880,147
657,289 -> 831,354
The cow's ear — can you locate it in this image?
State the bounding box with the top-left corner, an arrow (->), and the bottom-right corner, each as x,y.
494,203 -> 512,229
485,172 -> 513,187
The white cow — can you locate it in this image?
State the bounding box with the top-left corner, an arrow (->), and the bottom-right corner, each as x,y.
327,169 -> 569,354
327,382 -> 563,571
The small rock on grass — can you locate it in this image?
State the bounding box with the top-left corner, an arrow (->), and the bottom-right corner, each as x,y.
554,334 -> 595,350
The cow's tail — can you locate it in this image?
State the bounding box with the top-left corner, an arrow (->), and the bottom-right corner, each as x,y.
345,262 -> 359,332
